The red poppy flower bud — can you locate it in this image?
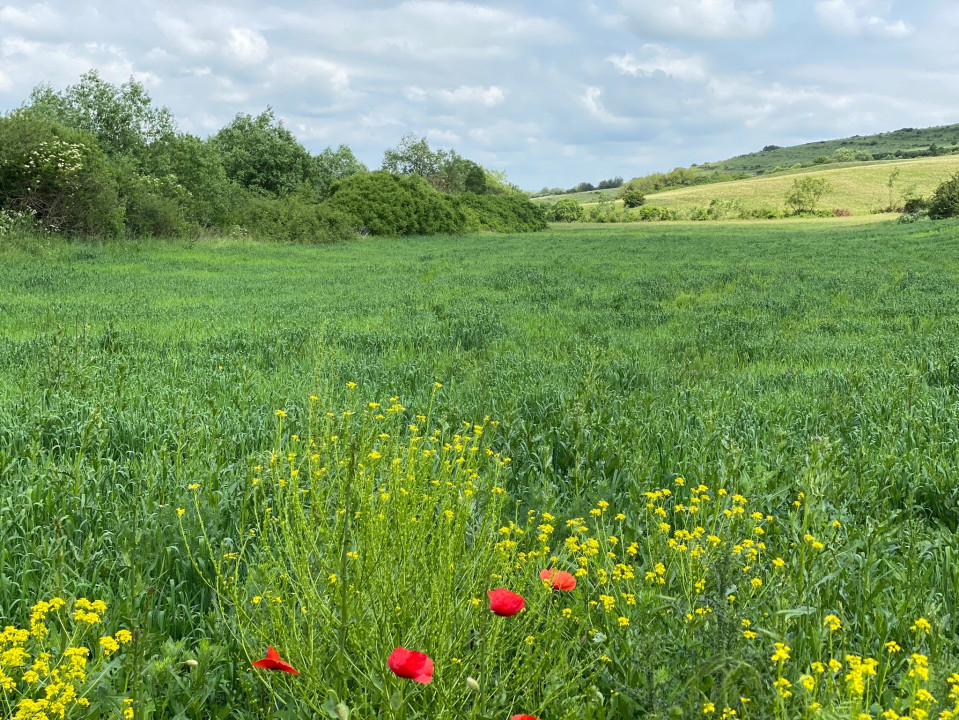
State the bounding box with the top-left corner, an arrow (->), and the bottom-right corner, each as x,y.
488,588 -> 526,617
539,568 -> 577,591
511,715 -> 542,720
387,647 -> 434,684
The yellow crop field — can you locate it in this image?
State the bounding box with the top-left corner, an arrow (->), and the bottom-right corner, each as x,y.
643,155 -> 959,215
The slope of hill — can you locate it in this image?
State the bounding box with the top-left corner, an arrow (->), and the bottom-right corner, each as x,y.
643,155 -> 959,216
699,124 -> 959,176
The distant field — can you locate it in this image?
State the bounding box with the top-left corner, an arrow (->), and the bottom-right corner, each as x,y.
566,154 -> 959,216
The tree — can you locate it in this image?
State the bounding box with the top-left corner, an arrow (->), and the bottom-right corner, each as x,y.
382,134 -> 444,182
25,70 -> 175,160
619,184 -> 646,209
310,145 -> 367,198
784,177 -> 832,214
212,108 -> 312,195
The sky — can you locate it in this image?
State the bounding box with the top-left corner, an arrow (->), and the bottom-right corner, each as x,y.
1,1 -> 957,190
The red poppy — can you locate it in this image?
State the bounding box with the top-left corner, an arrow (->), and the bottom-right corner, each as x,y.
252,647 -> 299,674
539,568 -> 576,591
511,715 -> 542,720
488,588 -> 526,617
387,647 -> 434,684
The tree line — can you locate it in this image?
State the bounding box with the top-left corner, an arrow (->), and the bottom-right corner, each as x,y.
0,71 -> 546,241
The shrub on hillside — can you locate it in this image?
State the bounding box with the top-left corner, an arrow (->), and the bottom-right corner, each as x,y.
453,193 -> 546,233
0,111 -> 124,236
928,172 -> 959,220
619,185 -> 646,208
627,205 -> 673,222
323,171 -> 465,236
544,198 -> 584,223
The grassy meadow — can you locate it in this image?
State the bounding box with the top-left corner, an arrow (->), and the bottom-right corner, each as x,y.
4,218 -> 959,718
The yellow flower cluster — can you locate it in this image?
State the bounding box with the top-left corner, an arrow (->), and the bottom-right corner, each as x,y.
0,597 -> 132,720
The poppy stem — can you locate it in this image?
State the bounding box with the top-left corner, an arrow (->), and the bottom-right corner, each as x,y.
473,608 -> 492,720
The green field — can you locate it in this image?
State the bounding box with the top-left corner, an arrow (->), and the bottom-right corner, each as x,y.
4,219 -> 959,718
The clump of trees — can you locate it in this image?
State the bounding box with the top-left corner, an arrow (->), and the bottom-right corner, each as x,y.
0,70 -> 544,242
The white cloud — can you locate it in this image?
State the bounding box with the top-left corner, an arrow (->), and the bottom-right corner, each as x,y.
0,3 -> 59,30
618,0 -> 774,39
227,28 -> 268,65
426,127 -> 460,144
815,0 -> 913,38
608,45 -> 707,82
0,69 -> 11,92
274,56 -> 351,93
437,85 -> 506,107
582,87 -> 631,125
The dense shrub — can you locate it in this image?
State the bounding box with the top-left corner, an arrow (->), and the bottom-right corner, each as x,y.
143,134 -> 234,227
324,171 -> 465,236
115,167 -> 190,237
748,205 -> 783,219
0,111 -> 124,236
239,189 -> 356,243
543,198 -> 584,222
627,205 -> 674,222
903,197 -> 928,214
832,208 -> 852,217
453,193 -> 546,233
928,172 -> 959,220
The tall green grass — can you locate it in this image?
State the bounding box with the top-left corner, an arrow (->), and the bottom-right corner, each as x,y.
2,219 -> 959,716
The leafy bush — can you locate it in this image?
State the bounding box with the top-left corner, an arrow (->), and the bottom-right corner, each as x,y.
543,198 -> 583,223
903,197 -> 928,214
586,194 -> 620,223
117,170 -> 189,238
238,189 -> 356,243
748,205 -> 783,219
324,171 -> 465,236
928,172 -> 959,220
898,210 -> 930,224
452,193 -> 546,233
0,111 -> 124,236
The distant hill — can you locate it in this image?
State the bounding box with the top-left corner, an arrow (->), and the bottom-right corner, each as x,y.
617,155 -> 959,217
698,124 -> 959,176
